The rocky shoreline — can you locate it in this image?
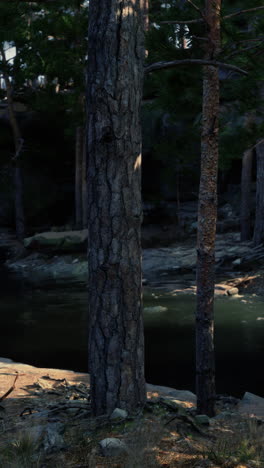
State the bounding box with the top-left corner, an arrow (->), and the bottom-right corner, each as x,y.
2,228 -> 264,296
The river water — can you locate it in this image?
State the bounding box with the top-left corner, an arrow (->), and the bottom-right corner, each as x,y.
0,267 -> 263,398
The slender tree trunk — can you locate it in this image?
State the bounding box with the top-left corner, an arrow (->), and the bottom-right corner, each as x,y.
87,0 -> 146,416
253,140 -> 264,246
75,126 -> 83,229
196,0 -> 221,417
82,128 -> 88,229
240,148 -> 253,241
1,45 -> 25,241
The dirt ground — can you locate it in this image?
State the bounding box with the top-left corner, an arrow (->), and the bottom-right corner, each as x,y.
0,360 -> 263,468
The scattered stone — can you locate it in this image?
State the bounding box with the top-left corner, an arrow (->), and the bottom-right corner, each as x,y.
110,408 -> 128,420
99,438 -> 128,457
232,258 -> 241,266
194,414 -> 210,425
213,411 -> 233,420
227,287 -> 239,296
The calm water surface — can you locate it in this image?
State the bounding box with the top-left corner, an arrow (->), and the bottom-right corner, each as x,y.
0,267 -> 263,397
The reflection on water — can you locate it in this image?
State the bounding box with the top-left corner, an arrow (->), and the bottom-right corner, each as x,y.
0,267 -> 263,397
143,291 -> 264,397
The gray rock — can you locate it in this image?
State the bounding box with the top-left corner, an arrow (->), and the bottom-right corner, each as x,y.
24,230 -> 88,252
194,414 -> 210,425
232,258 -> 241,266
227,287 -> 239,296
213,411 -> 233,421
7,254 -> 88,282
99,438 -> 128,457
26,422 -> 65,452
43,422 -> 66,452
110,408 -> 128,420
237,392 -> 264,420
159,397 -> 181,411
0,357 -> 14,364
146,384 -> 196,406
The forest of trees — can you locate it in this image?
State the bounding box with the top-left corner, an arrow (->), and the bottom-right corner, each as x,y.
0,0 -> 263,420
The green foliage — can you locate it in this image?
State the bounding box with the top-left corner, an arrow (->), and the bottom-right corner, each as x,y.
0,0 -> 263,213
0,1 -> 88,120
144,0 -> 264,184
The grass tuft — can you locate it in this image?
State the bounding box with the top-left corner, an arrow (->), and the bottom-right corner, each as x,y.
205,418 -> 264,467
0,432 -> 40,468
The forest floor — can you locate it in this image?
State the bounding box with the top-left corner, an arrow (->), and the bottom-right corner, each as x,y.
0,359 -> 263,468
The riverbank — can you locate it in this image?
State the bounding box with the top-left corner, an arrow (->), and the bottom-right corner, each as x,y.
3,229 -> 264,296
0,358 -> 263,468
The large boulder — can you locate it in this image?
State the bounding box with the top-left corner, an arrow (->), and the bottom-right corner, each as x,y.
237,392 -> 264,420
24,230 -> 88,252
146,384 -> 196,408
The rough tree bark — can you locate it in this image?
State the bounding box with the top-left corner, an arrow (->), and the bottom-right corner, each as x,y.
86,0 -> 146,416
75,126 -> 84,229
196,0 -> 221,417
141,0 -> 149,31
0,45 -> 25,241
253,140 -> 264,246
240,148 -> 254,241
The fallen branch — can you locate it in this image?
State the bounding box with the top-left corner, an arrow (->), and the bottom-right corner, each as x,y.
0,372 -> 19,402
165,412 -> 213,438
20,407 -> 34,417
145,59 -> 248,75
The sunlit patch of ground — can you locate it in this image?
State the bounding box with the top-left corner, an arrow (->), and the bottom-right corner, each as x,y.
0,362 -> 263,468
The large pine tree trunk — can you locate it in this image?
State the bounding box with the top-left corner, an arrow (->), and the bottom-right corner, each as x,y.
75,126 -> 83,229
1,45 -> 25,241
86,0 -> 146,416
240,148 -> 253,241
196,0 -> 221,417
253,140 -> 264,246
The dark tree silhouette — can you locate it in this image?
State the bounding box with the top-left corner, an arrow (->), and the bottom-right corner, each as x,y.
86,0 -> 146,416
